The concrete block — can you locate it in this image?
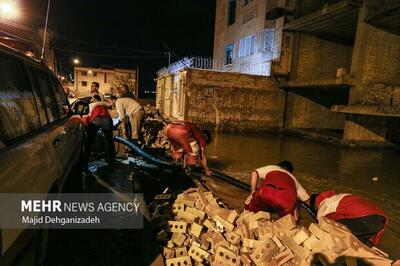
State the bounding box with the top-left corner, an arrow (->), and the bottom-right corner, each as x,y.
278,234 -> 310,261
190,223 -> 204,238
173,233 -> 187,247
215,246 -> 240,266
175,247 -> 188,257
188,245 -> 211,263
165,256 -> 192,266
250,238 -> 279,265
176,211 -> 197,222
274,248 -> 294,266
214,215 -> 235,232
273,215 -> 296,231
163,247 -> 175,259
292,226 -> 310,245
172,203 -> 185,214
227,210 -> 239,224
226,231 -> 241,245
203,219 -> 216,231
168,221 -> 188,233
186,207 -> 206,220
240,253 -> 252,266
248,211 -> 271,223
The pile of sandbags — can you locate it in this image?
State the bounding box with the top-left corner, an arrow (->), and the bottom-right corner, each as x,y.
162,188 -> 392,266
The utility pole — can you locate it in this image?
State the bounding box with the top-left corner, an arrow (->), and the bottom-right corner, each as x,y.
41,0 -> 51,60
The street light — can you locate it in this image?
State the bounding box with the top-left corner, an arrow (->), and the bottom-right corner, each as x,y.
73,58 -> 80,64
0,1 -> 18,18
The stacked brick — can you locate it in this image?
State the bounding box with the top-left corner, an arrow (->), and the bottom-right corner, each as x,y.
162,188 -> 392,266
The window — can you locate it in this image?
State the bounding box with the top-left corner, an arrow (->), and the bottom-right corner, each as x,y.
240,62 -> 250,73
32,68 -> 60,124
228,0 -> 236,25
93,72 -> 97,77
104,73 -> 107,83
259,29 -> 275,53
50,76 -> 70,119
239,34 -> 256,58
0,55 -> 41,143
81,71 -> 87,76
82,81 -> 87,87
224,44 -> 234,65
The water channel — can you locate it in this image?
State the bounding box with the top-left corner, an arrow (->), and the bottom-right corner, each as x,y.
206,132 -> 400,258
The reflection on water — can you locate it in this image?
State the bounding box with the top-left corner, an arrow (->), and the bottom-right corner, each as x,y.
207,132 -> 400,258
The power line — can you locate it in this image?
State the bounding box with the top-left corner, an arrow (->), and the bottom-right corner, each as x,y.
52,47 -> 169,59
55,34 -> 168,55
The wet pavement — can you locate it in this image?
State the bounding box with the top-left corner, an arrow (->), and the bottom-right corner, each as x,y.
206,131 -> 400,258
44,160 -> 162,266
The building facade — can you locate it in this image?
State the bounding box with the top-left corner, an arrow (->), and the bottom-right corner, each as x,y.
213,0 -> 292,76
74,67 -> 137,97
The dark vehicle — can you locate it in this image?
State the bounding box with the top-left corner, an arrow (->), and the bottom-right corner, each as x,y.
0,43 -> 84,265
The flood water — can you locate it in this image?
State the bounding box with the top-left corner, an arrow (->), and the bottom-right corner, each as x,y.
206,132 -> 400,258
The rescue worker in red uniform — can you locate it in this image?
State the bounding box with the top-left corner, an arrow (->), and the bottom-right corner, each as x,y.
166,121 -> 212,176
245,161 -> 310,219
309,191 -> 388,246
82,95 -> 115,163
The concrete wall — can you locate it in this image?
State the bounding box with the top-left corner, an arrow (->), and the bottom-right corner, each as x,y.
184,69 -> 285,131
285,92 -> 346,129
295,34 -> 353,81
343,5 -> 400,146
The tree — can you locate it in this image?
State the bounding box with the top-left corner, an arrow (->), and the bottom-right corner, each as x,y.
112,73 -> 136,94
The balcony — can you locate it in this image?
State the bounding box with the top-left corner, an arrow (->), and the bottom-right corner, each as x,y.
283,0 -> 362,45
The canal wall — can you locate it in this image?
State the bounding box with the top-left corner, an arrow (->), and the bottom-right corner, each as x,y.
156,68 -> 286,131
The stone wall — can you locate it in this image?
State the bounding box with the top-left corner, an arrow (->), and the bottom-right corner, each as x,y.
184,69 -> 285,131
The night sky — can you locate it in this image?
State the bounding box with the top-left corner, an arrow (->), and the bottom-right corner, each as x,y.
20,0 -> 216,97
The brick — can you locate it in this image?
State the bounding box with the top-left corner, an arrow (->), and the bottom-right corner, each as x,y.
248,211 -> 271,223
259,223 -> 275,240
290,256 -> 309,266
190,223 -> 204,238
250,238 -> 279,265
227,210 -> 239,224
188,245 -> 211,263
173,233 -> 187,247
168,221 -> 188,233
302,235 -> 322,251
163,247 -> 175,259
154,194 -> 172,203
186,207 -> 206,220
278,234 -> 310,261
214,215 -> 235,232
172,203 -> 185,214
175,247 -> 188,257
241,254 -> 252,266
243,238 -> 266,249
165,256 -> 192,266
203,219 -> 216,231
175,198 -> 196,208
215,246 -> 240,266
176,211 -> 197,222
308,223 -> 334,248
273,215 -> 296,231
292,226 -> 310,245
225,231 -> 241,245
274,249 -> 294,266
167,240 -> 175,248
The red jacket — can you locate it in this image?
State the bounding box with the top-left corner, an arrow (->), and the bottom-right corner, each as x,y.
82,102 -> 111,126
316,191 -> 387,246
170,120 -> 206,149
